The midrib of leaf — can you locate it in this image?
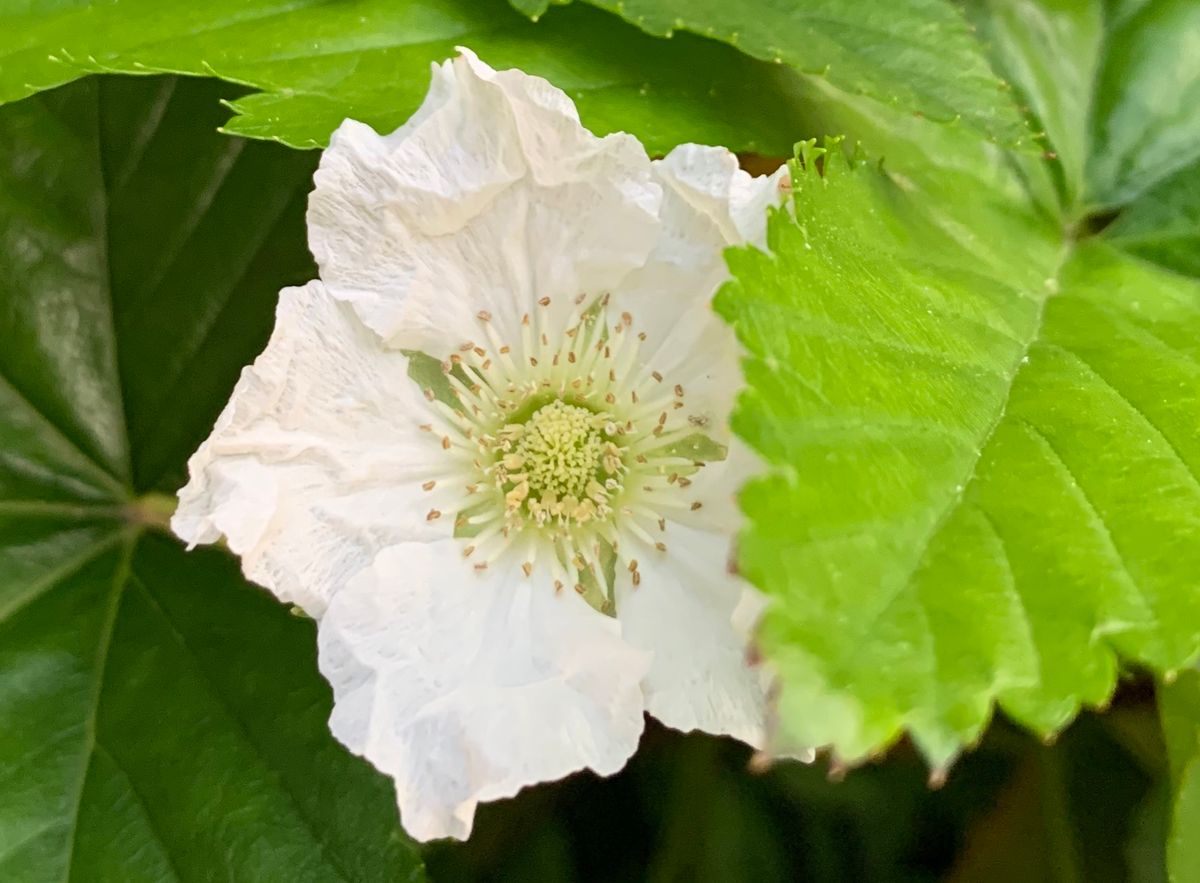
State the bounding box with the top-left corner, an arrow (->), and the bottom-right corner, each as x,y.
88,742 -> 186,883
58,537 -> 132,883
0,528 -> 125,624
126,570 -> 355,883
844,241 -> 1065,650
125,174 -> 303,475
0,372 -> 127,500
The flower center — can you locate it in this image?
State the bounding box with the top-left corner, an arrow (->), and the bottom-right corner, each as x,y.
499,401 -> 623,526
412,294 -> 725,612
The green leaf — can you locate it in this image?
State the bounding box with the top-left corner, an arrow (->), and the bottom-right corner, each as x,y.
0,0 -> 808,156
964,0 -> 1103,213
967,0 -> 1200,214
1107,160 -> 1200,280
511,0 -> 1029,148
1160,672 -> 1200,883
0,76 -> 423,880
716,143 -> 1200,765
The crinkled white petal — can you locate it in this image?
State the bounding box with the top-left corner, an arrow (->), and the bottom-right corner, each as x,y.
615,522 -> 769,749
308,48 -> 662,354
613,144 -> 789,427
172,281 -> 448,615
318,541 -> 651,841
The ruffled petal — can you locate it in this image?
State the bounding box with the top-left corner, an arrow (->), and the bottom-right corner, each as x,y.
172,281 -> 448,614
308,48 -> 662,355
614,144 -> 788,427
318,541 -> 651,840
615,522 -> 768,748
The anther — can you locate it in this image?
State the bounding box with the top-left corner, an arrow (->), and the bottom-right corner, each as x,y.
655,541 -> 667,552
422,480 -> 436,491
652,371 -> 663,382
538,296 -> 551,307
426,509 -> 442,521
442,436 -> 452,450
477,310 -> 492,321
690,501 -> 703,511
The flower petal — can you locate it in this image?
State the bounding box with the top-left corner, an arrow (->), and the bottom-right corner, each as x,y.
614,145 -> 788,426
308,48 -> 661,354
318,541 -> 651,840
616,522 -> 768,748
172,280 -> 448,614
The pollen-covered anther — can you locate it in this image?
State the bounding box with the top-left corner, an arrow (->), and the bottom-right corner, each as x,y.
423,298 -> 725,600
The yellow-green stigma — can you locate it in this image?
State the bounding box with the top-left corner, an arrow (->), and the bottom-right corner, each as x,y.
496,400 -> 624,527
414,294 -> 722,609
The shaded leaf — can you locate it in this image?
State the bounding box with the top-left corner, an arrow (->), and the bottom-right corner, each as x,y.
0,76 -> 423,881
0,0 -> 808,156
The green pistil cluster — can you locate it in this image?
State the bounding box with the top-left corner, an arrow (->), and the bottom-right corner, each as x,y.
494,400 -> 624,527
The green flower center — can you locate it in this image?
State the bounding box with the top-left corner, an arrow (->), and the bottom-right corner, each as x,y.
497,400 -> 624,526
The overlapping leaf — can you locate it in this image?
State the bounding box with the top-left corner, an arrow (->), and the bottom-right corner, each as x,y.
0,76 -> 423,881
717,142 -> 1200,765
512,0 -> 1029,147
968,0 -> 1200,214
0,0 -> 808,155
1162,672 -> 1200,883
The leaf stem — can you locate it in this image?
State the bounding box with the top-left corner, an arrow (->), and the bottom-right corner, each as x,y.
125,491 -> 177,534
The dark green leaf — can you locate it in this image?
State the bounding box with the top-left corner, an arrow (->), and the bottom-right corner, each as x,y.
967,0 -> 1200,214
1160,672 -> 1200,883
512,0 -> 1030,147
0,76 -> 423,881
0,0 -> 808,156
1107,160 -> 1200,280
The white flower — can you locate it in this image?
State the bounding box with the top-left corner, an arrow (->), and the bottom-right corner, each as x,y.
173,48 -> 787,841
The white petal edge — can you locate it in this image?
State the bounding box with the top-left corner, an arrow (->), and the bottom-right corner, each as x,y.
171,280 -> 450,615
613,144 -> 788,428
308,48 -> 661,355
615,522 -> 769,749
319,541 -> 652,841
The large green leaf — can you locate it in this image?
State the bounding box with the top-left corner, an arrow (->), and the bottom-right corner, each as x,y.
968,0 -> 1200,215
716,143 -> 1200,766
0,76 -> 423,880
511,0 -> 1029,147
0,0 -> 808,156
1161,672 -> 1200,883
1107,160 -> 1200,280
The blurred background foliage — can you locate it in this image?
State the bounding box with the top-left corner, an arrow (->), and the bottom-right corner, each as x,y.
427,688 -> 1168,882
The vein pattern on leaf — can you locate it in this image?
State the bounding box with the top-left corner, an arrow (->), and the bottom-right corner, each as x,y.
716,144 -> 1200,765
0,0 -> 807,155
514,0 -> 1029,147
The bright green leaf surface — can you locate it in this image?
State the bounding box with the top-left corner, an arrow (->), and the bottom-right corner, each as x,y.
717,145 -> 1200,765
968,0 -> 1200,215
511,0 -> 1029,148
0,76 -> 423,881
1161,672 -> 1200,883
0,0 -> 808,156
